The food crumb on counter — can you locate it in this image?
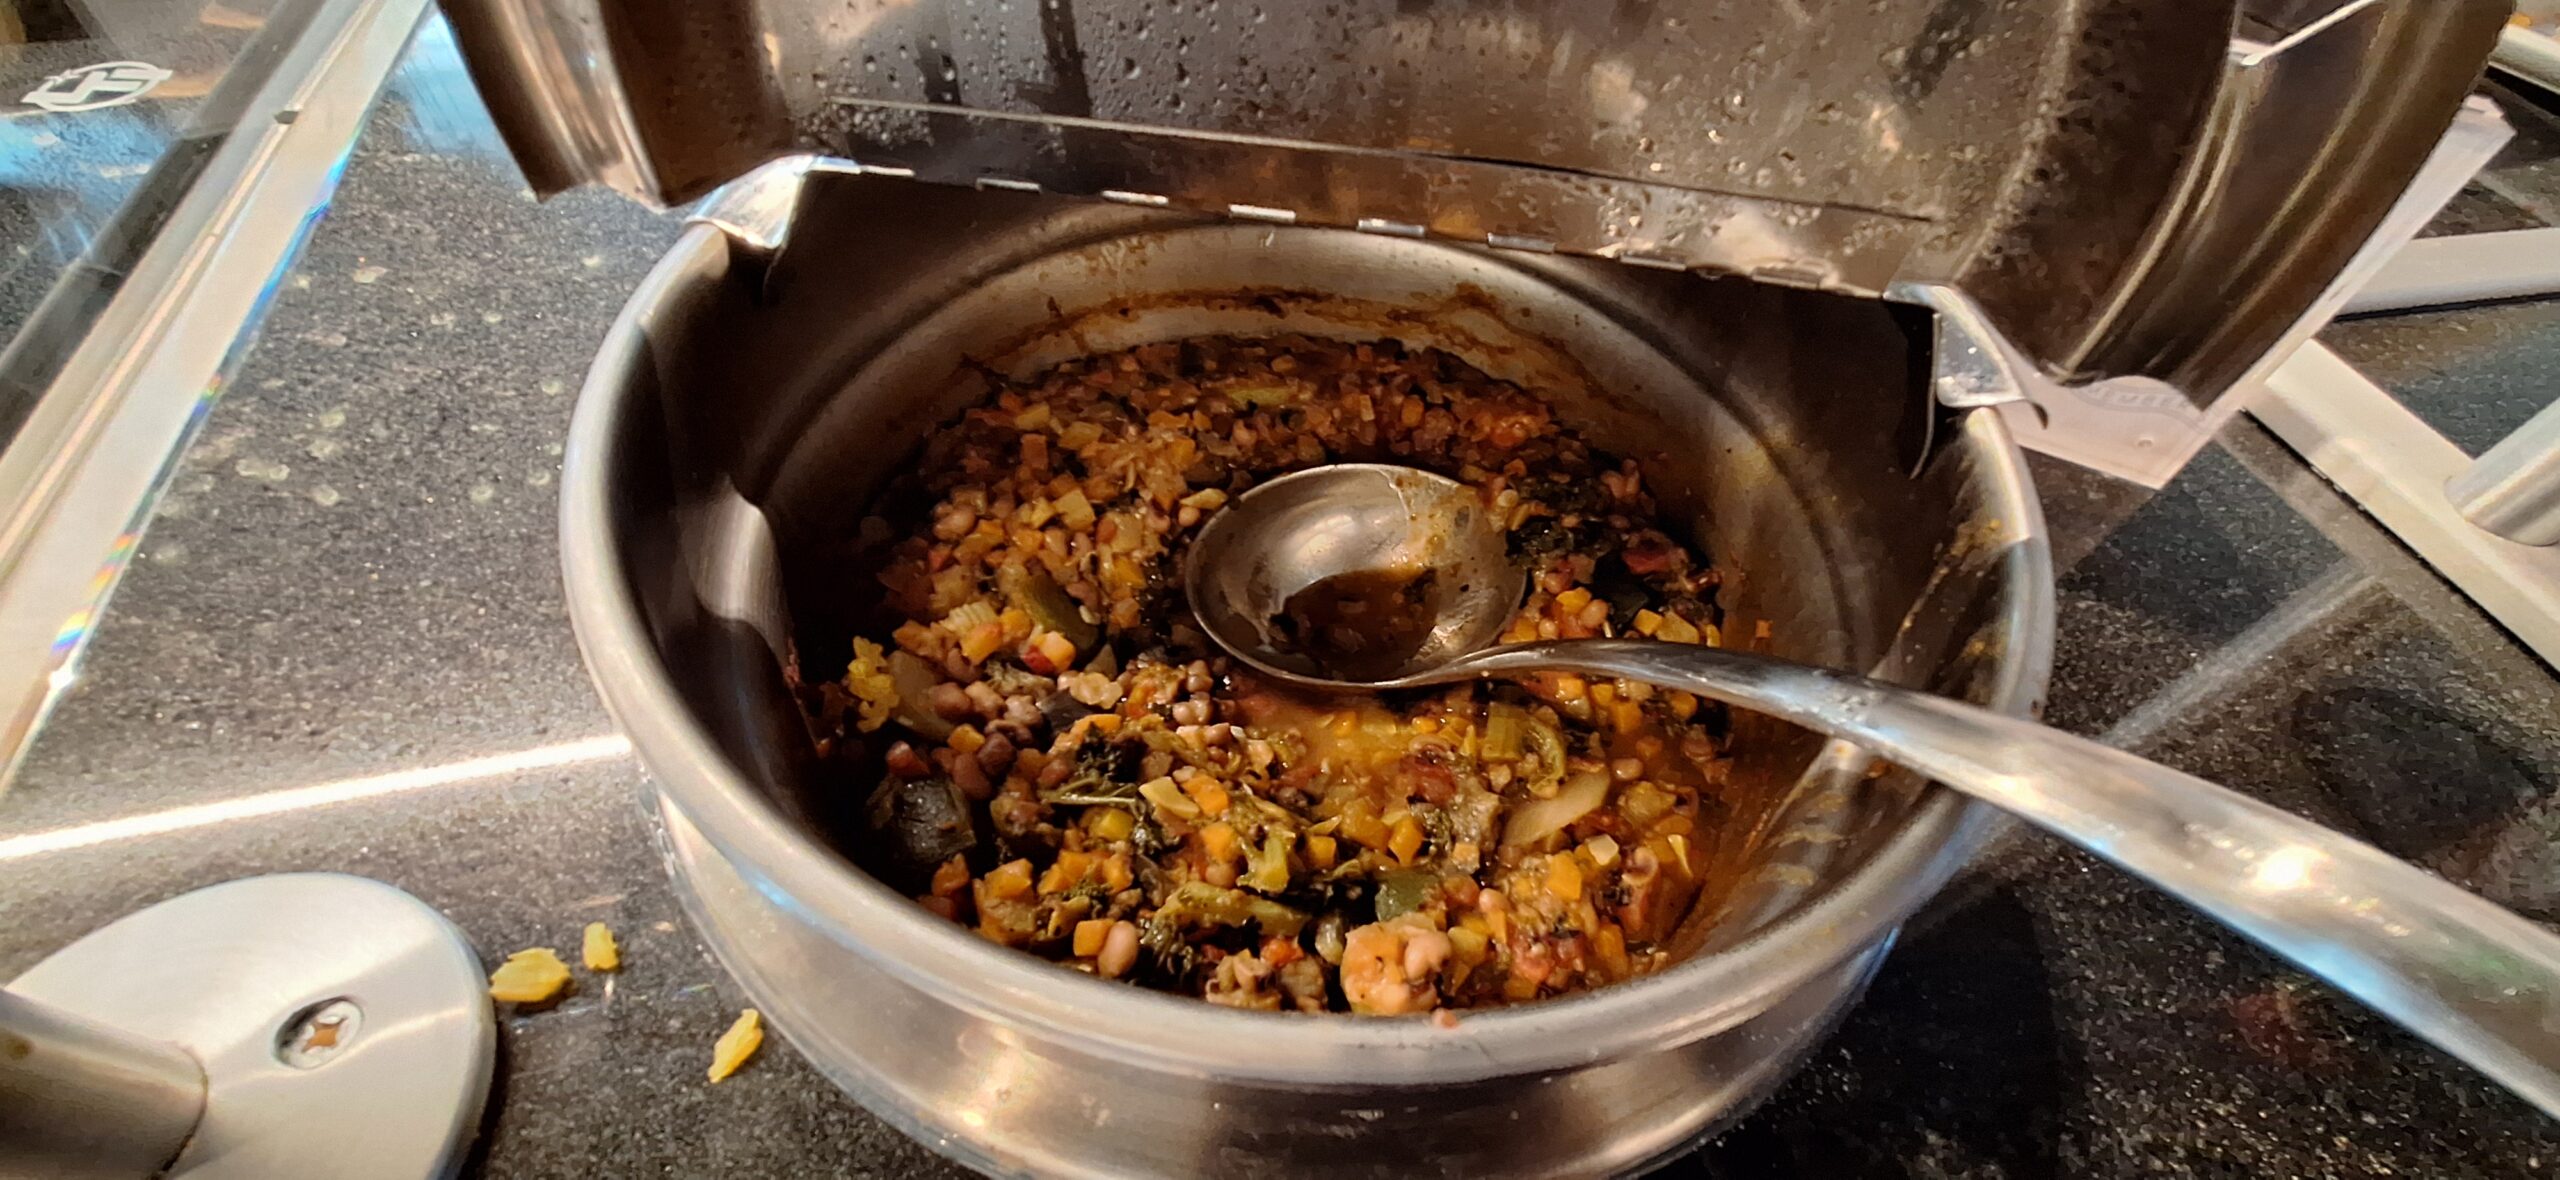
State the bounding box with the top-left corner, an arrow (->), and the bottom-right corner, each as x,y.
582,922 -> 621,972
488,947 -> 572,1004
709,1009 -> 764,1083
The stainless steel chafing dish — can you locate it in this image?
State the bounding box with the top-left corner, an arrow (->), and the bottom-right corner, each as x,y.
428,2 -> 2505,1173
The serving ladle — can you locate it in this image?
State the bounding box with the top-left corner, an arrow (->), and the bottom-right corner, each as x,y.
1183,462 -> 2560,1116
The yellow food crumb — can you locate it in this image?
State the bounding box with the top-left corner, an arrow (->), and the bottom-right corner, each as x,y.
709,1009 -> 763,1083
582,922 -> 621,972
843,638 -> 897,732
488,947 -> 571,1003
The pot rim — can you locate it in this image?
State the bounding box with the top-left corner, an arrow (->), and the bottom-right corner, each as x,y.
560,221 -> 2057,1088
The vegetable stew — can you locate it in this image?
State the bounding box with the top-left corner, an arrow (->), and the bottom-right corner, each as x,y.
808,335 -> 1739,1014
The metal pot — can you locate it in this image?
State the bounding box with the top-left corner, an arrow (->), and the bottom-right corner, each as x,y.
560,165 -> 2054,1177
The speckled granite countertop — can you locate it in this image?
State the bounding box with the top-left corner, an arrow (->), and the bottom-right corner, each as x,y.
6,35 -> 2560,1179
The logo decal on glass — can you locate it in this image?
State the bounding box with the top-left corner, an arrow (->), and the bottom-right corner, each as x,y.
22,61 -> 171,113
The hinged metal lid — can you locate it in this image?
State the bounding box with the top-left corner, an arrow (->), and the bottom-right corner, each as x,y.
442,0 -> 2503,422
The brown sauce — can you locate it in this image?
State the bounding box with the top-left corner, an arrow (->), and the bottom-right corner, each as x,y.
1272,566 -> 1439,681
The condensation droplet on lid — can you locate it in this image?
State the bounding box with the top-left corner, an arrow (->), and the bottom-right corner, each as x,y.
469,483 -> 497,505
310,486 -> 342,508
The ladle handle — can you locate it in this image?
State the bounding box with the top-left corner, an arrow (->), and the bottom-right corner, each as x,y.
1435,639 -> 2560,1117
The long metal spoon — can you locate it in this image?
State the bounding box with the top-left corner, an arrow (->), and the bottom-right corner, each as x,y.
1184,462 -> 2560,1116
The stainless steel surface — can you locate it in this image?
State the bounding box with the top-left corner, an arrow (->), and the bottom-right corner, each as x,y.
559,164 -> 2053,1175
1997,93 -> 2516,488
1890,280 -> 2184,415
2254,342 -> 2560,669
440,0 -> 2505,414
0,0 -> 428,792
2346,227 -> 2560,315
0,990 -> 203,1180
2494,23 -> 2560,96
2447,396 -> 2560,547
1181,463 -> 1523,683
2042,3 -> 2504,398
7,873 -> 495,1180
1296,633 -> 2560,1119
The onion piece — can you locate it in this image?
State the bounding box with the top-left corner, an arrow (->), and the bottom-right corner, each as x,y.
887,651 -> 957,740
1502,770 -> 1609,848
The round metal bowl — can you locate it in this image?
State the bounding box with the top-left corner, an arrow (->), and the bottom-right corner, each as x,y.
561,166 -> 2054,1177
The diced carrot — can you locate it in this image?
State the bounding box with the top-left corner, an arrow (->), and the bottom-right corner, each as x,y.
997,607 -> 1034,642
1388,814 -> 1426,865
1184,778 -> 1232,817
1304,834 -> 1338,870
1038,850 -> 1094,895
1073,919 -> 1112,957
1200,821 -> 1241,863
983,858 -> 1034,901
1592,924 -> 1631,976
959,622 -> 1005,663
1546,855 -> 1585,901
1339,802 -> 1391,850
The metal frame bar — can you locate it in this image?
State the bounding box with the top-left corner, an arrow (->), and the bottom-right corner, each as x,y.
2250,341 -> 2560,669
0,0 -> 431,787
2343,226 -> 2560,315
